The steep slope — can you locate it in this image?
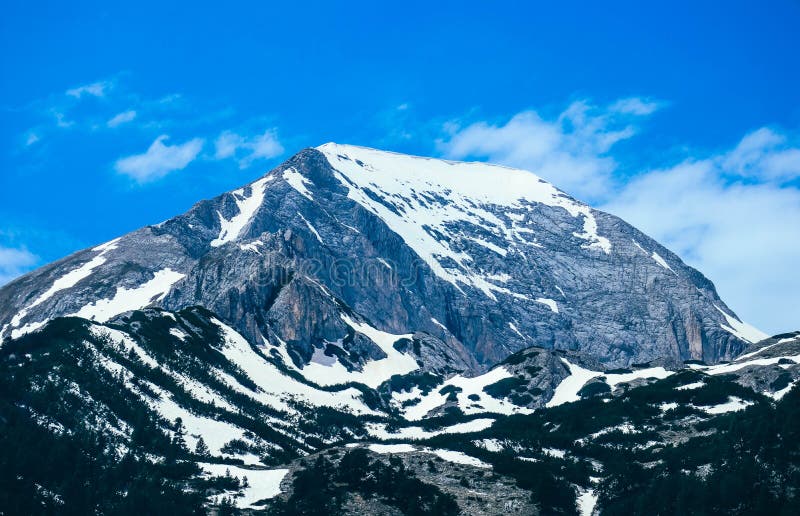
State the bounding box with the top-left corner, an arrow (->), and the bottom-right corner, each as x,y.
0,144 -> 762,370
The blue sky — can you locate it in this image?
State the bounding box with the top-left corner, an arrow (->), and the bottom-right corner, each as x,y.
1,1 -> 799,333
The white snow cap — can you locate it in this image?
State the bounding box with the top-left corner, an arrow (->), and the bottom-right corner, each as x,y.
316,143 -> 612,298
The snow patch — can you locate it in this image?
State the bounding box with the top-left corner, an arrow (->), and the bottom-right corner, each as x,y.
364,444 -> 490,468
200,463 -> 288,508
767,380 -> 797,401
651,252 -> 674,273
468,237 -> 507,256
282,167 -> 314,200
473,438 -> 504,452
547,359 -> 672,407
148,384 -> 248,455
69,268 -> 185,323
714,304 -> 768,344
431,317 -> 448,332
576,486 -> 598,516
366,418 -> 496,440
735,339 -> 790,361
535,297 -> 559,313
212,319 -> 378,415
605,366 -> 672,389
659,402 -> 679,412
508,322 -> 525,339
676,381 -> 705,391
543,447 -> 566,458
278,315 -> 415,389
89,325 -> 159,369
431,449 -> 491,468
4,238 -> 120,339
587,423 -> 638,440
9,320 -> 47,340
297,212 -> 324,244
699,396 -> 753,415
368,443 -> 417,454
399,366 -> 532,420
547,360 -> 602,407
211,176 -> 272,247
169,327 -> 188,342
693,354 -> 800,376
239,241 -> 264,253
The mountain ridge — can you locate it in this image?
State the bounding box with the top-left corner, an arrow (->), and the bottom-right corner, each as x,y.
0,144 -> 763,372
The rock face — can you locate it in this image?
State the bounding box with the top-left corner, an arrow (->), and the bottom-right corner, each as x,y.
0,143 -> 764,369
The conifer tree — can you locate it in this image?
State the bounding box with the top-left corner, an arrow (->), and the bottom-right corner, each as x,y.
171,418 -> 187,452
194,437 -> 210,457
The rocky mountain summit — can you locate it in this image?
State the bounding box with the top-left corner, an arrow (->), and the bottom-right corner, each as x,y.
0,144 -> 764,372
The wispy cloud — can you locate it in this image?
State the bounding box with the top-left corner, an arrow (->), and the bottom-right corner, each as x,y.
19,75 -> 283,187
0,246 -> 38,286
438,97 -> 657,200
114,135 -> 204,183
107,110 -> 137,128
52,110 -> 74,128
214,131 -> 243,159
21,76 -> 187,140
722,127 -> 800,183
214,129 -> 284,168
25,133 -> 40,146
66,80 -> 112,99
609,97 -> 661,116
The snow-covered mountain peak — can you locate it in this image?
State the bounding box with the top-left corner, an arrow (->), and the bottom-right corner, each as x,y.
315,142 -> 611,296
317,142 -> 581,208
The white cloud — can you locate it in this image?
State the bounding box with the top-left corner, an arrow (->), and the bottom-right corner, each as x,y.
115,135 -> 204,183
25,133 -> 40,146
107,110 -> 137,128
722,127 -> 800,183
609,97 -> 661,115
245,130 -> 284,165
214,129 -> 283,168
601,129 -> 800,335
0,246 -> 38,286
214,131 -> 245,159
66,80 -> 111,98
53,110 -> 74,128
438,98 -> 656,200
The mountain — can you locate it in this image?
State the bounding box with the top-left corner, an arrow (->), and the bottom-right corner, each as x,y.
2,144 -> 795,515
0,144 -> 764,371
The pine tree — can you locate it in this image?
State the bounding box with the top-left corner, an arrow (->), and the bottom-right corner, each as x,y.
194,437 -> 210,457
171,418 -> 187,452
